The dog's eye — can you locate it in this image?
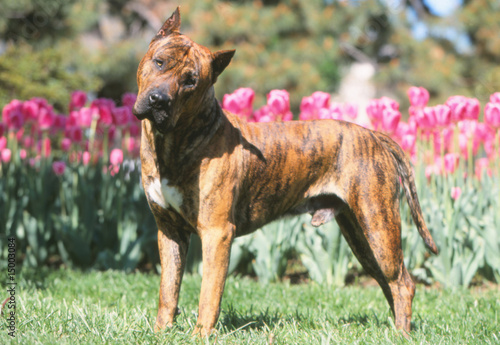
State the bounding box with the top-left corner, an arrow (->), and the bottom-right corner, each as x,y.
183,73 -> 197,88
153,59 -> 164,69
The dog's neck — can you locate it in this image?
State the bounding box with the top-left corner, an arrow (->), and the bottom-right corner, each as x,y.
147,96 -> 224,182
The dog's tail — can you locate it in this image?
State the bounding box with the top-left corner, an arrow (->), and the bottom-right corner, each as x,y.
376,132 -> 439,255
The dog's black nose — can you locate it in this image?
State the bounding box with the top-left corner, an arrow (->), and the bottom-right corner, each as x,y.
149,92 -> 170,108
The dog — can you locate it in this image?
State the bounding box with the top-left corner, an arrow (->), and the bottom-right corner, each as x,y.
132,7 -> 438,337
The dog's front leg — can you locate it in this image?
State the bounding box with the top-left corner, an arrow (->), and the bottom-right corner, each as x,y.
193,226 -> 234,337
155,227 -> 190,332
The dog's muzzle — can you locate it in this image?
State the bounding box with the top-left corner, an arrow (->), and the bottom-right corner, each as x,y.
133,90 -> 171,120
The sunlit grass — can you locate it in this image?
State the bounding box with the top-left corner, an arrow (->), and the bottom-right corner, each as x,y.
1,268 -> 499,344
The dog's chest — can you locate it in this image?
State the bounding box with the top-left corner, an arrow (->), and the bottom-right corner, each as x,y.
147,178 -> 183,212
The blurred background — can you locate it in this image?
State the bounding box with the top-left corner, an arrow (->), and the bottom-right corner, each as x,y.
1,0 -> 498,115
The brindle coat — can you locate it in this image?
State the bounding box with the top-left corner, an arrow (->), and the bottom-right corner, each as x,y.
132,8 -> 438,337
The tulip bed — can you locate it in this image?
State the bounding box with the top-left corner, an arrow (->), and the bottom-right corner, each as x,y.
0,87 -> 499,287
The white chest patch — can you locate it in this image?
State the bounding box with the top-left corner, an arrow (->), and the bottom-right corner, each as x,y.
147,178 -> 183,212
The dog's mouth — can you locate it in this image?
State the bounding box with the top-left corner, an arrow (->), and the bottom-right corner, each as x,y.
133,99 -> 172,134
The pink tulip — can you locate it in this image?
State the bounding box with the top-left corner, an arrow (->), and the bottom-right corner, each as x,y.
22,100 -> 40,121
475,158 -> 491,180
70,91 -> 87,111
124,137 -> 138,153
425,164 -> 440,180
445,95 -> 466,122
458,133 -> 480,159
61,138 -> 72,152
281,111 -> 293,121
1,148 -> 12,163
65,126 -> 83,143
401,134 -> 416,152
451,187 -> 461,200
310,91 -> 330,109
112,106 -> 132,126
464,98 -> 480,120
490,92 -> 500,104
91,98 -> 115,127
38,107 -> 55,130
38,138 -> 52,157
433,127 -> 453,154
122,92 -> 137,109
416,107 -> 436,130
484,102 -> 500,128
366,97 -> 399,130
53,115 -> 67,130
253,105 -> 274,122
318,104 -> 342,120
434,104 -> 451,128
52,161 -> 66,176
23,136 -> 34,150
407,86 -> 429,107
366,99 -> 383,127
343,103 -> 358,120
2,100 -> 24,130
267,90 -> 290,116
82,151 -> 91,165
80,107 -> 97,127
222,88 -> 255,119
381,108 -> 401,133
19,149 -> 27,160
0,136 -> 6,151
0,122 -> 5,137
299,96 -> 316,120
110,148 -> 124,166
444,153 -> 459,174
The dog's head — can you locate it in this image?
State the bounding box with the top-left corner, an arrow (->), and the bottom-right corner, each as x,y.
133,7 -> 235,133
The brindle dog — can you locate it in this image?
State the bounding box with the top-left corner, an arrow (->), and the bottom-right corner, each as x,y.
132,8 -> 438,337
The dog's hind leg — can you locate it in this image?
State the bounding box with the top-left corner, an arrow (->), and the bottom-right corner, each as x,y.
335,195 -> 415,335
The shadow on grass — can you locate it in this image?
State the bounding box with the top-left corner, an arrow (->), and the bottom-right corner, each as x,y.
17,266 -> 81,291
219,304 -> 391,334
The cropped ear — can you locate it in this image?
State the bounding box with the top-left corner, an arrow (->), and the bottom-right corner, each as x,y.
211,50 -> 235,83
152,7 -> 181,41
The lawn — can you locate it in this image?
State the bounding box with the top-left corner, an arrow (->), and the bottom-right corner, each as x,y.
1,269 -> 499,344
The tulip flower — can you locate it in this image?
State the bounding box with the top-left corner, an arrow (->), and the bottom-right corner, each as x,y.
222,88 -> 255,119
434,104 -> 451,128
69,91 -> 87,111
267,89 -> 292,121
1,148 -> 11,163
484,102 -> 500,129
451,187 -> 461,200
407,86 -> 429,107
52,161 -> 66,176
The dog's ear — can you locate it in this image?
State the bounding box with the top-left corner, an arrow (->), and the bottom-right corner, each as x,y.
154,7 -> 181,41
211,50 -> 235,83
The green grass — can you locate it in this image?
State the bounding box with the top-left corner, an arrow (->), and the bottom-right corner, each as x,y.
1,269 -> 499,344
